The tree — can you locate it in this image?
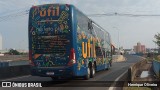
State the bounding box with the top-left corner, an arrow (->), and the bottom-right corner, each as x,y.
153,33 -> 160,54
154,33 -> 160,47
8,48 -> 20,55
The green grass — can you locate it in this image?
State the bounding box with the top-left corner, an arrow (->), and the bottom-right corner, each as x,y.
146,54 -> 160,61
154,55 -> 160,61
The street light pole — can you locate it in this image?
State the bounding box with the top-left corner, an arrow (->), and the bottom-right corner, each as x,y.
113,27 -> 120,51
117,28 -> 120,55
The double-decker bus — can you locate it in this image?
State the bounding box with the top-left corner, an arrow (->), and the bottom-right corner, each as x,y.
28,4 -> 114,80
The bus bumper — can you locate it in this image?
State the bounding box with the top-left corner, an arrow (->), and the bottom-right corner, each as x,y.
30,66 -> 75,78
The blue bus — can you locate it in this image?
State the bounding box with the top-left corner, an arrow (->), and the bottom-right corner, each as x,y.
28,4 -> 114,80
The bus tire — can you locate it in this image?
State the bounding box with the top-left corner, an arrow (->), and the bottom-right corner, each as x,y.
84,66 -> 90,80
90,64 -> 95,78
106,65 -> 109,70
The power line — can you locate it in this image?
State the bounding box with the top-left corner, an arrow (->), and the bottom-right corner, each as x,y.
88,12 -> 160,17
2,10 -> 160,22
0,9 -> 29,22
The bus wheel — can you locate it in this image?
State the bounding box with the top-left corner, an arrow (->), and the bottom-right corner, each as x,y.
106,64 -> 110,70
90,64 -> 95,78
84,66 -> 90,80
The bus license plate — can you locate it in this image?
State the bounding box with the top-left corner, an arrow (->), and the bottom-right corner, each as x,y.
46,72 -> 54,75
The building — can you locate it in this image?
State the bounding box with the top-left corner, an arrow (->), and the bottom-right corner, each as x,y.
133,42 -> 146,53
0,34 -> 2,50
124,49 -> 136,54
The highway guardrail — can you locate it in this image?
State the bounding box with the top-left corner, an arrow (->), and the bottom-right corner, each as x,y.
128,59 -> 147,81
153,60 -> 160,78
0,65 -> 30,80
0,60 -> 30,80
0,60 -> 29,67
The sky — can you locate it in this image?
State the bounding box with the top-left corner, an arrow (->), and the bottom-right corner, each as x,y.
0,0 -> 160,50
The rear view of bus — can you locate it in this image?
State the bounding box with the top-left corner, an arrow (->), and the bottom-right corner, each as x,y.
28,4 -> 75,79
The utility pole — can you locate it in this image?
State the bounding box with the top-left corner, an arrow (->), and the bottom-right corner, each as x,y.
113,27 -> 120,54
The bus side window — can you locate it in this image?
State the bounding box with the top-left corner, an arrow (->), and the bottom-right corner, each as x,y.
103,50 -> 106,58
105,51 -> 107,58
88,20 -> 93,34
107,51 -> 110,57
108,52 -> 110,57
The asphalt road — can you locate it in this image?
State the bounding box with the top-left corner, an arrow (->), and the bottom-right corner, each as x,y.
0,55 -> 143,90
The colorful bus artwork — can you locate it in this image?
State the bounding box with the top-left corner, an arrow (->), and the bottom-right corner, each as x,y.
28,4 -> 114,80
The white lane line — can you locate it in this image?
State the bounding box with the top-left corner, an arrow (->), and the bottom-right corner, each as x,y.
108,70 -> 128,90
1,75 -> 31,81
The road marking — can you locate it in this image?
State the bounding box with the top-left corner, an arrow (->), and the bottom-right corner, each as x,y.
108,70 -> 128,90
1,75 -> 31,81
